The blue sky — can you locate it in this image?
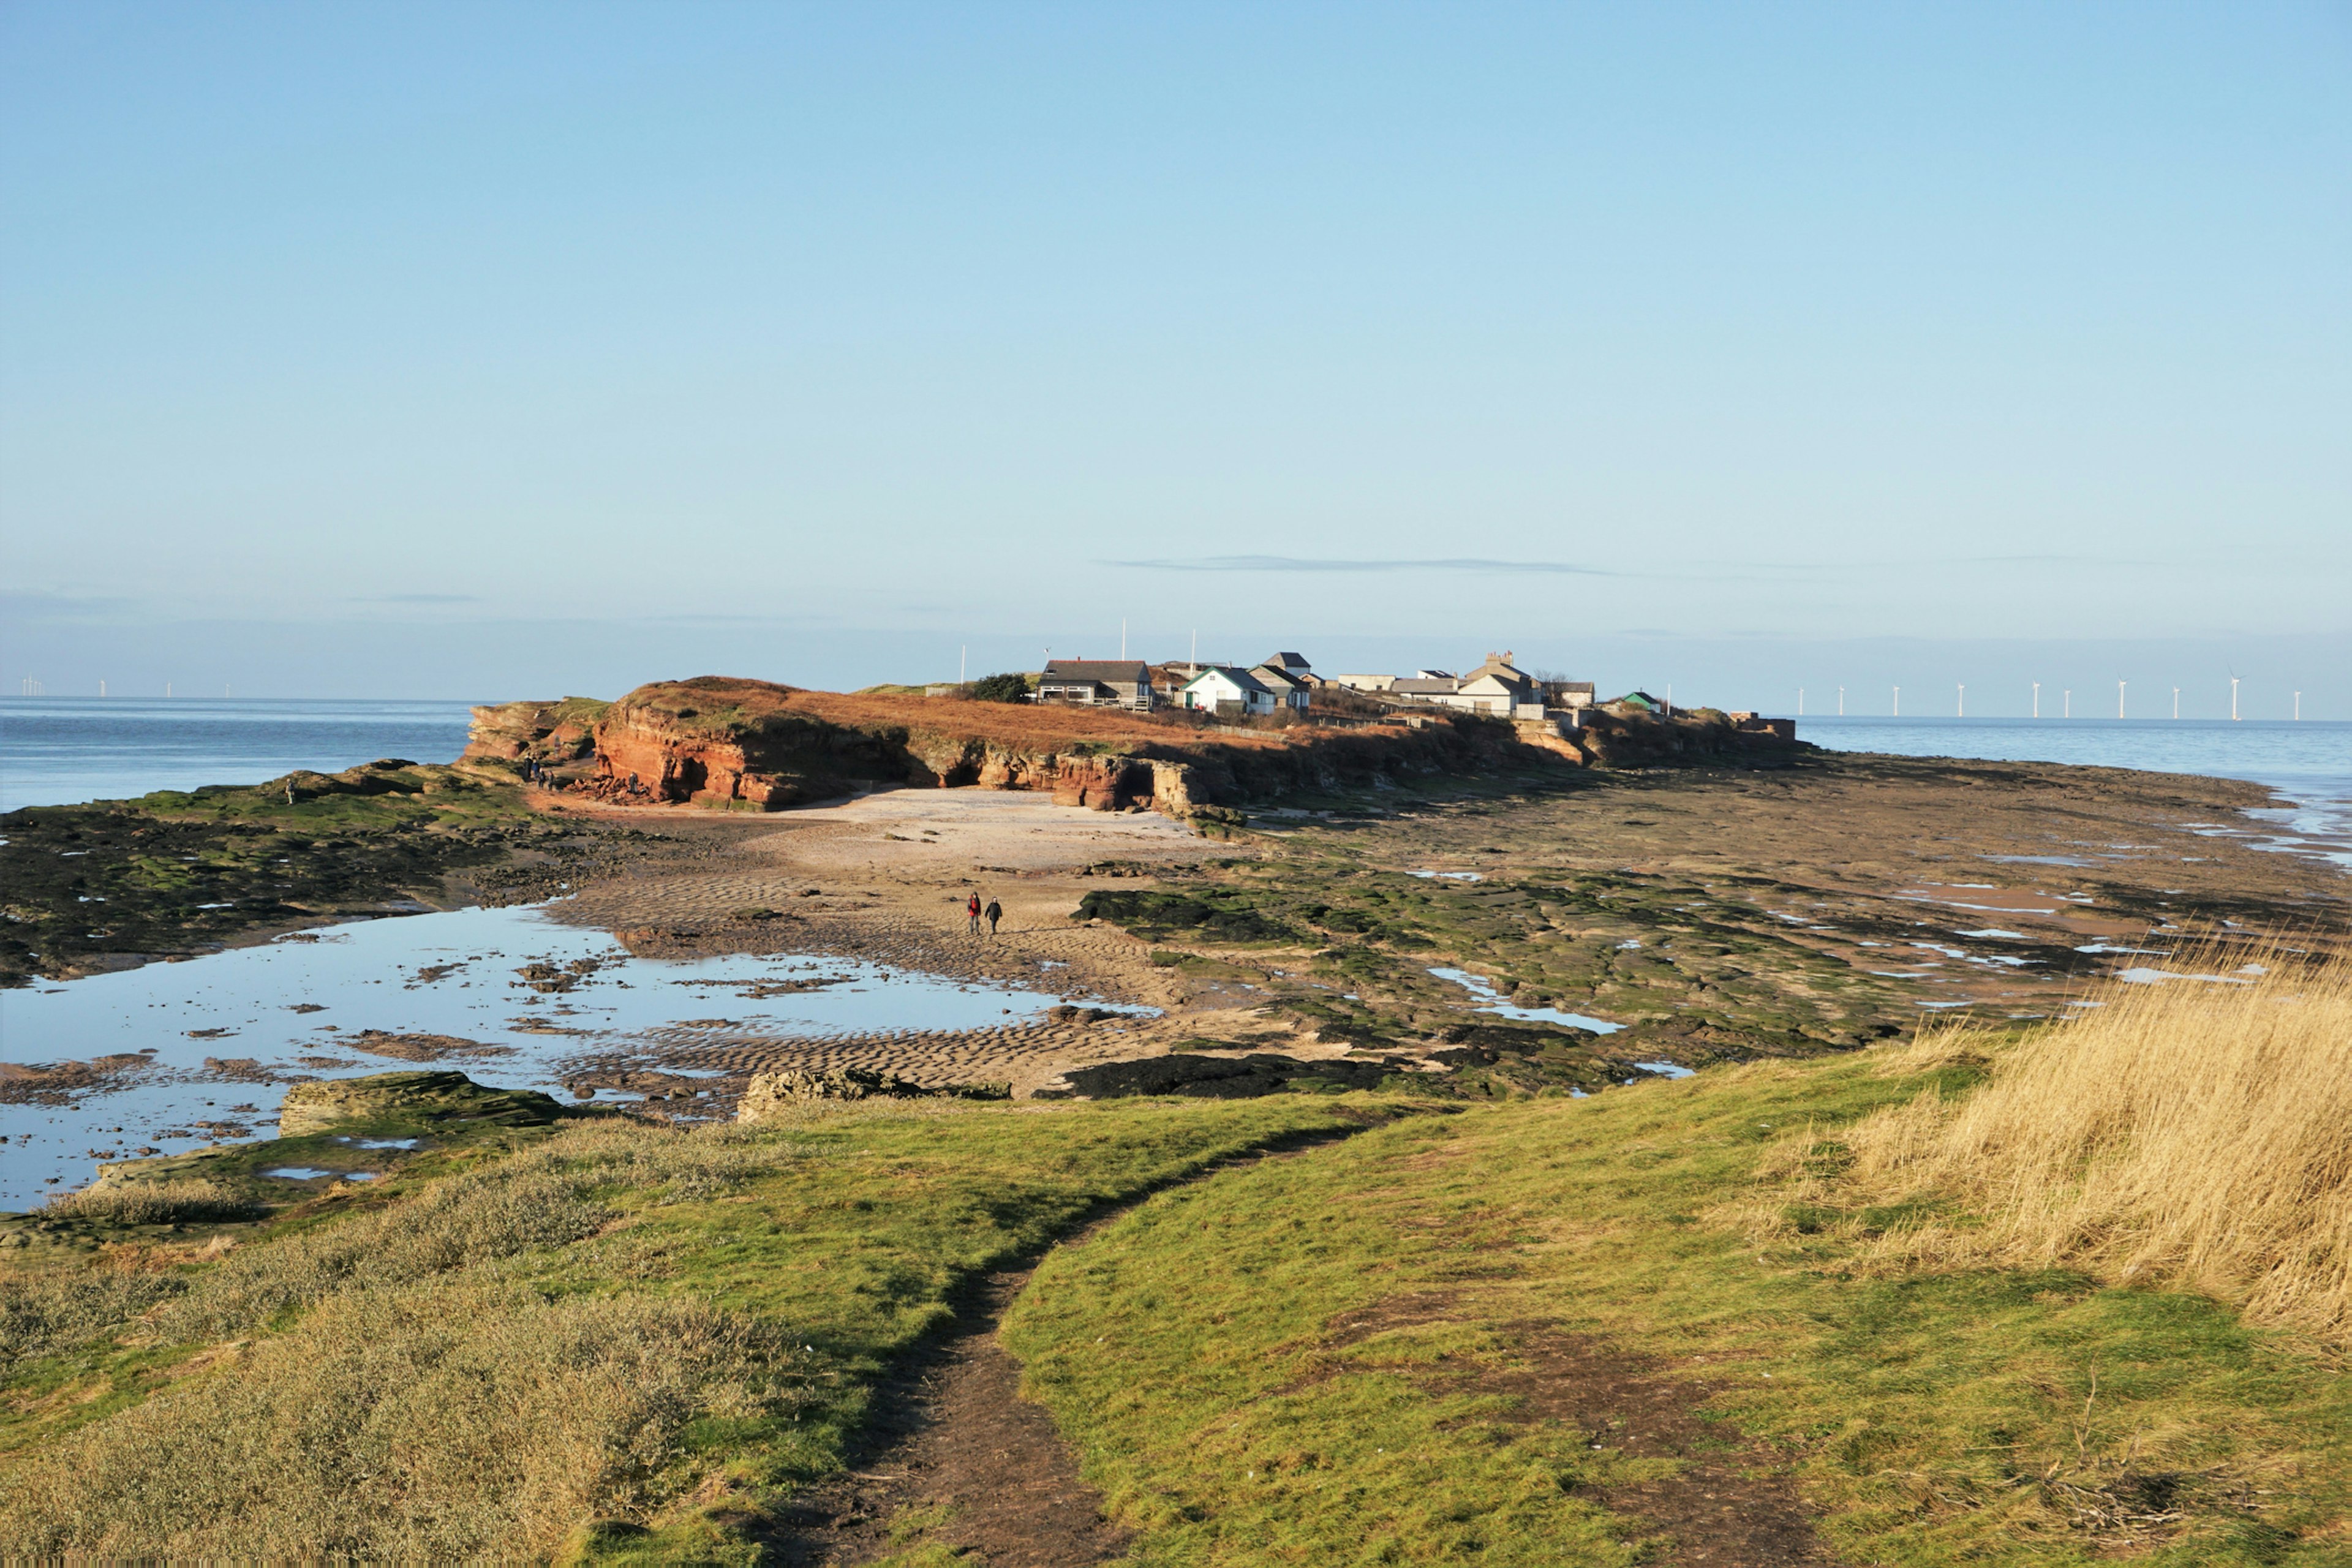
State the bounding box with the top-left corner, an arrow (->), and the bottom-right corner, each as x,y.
4,2 -> 2346,714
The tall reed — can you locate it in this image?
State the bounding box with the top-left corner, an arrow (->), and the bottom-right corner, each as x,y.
1842,950 -> 2352,1339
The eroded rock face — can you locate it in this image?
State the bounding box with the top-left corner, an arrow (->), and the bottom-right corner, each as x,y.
1572,709 -> 1804,768
586,678 -> 916,809
562,674 -> 1585,818
461,698 -> 610,767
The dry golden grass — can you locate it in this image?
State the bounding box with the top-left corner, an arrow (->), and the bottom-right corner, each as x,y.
0,1120 -> 807,1557
1832,951 -> 2352,1339
0,1281 -> 793,1559
42,1177 -> 262,1227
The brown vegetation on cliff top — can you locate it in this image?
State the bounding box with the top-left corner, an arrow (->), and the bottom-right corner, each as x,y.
507,675 -> 1542,815
472,674 -> 1801,816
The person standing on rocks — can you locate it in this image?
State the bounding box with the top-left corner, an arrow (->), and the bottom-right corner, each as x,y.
984,898 -> 1003,937
967,892 -> 982,935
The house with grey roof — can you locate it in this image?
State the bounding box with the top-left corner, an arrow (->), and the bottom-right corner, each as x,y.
1178,665 -> 1278,716
1037,660 -> 1155,710
1251,663 -> 1313,711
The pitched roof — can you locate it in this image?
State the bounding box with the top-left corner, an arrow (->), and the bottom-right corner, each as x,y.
1251,664 -> 1306,693
1391,677 -> 1461,695
1265,651 -> 1310,669
1040,660 -> 1151,684
1183,665 -> 1274,696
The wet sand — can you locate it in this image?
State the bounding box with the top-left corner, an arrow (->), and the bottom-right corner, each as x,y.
13,757 -> 2343,1173
532,756 -> 2348,1098
537,789 -> 1358,1100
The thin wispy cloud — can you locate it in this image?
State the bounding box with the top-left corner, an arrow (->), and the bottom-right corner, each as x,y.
1,590 -> 135,619
1107,556 -> 1617,576
1109,554 -> 2180,581
350,593 -> 481,605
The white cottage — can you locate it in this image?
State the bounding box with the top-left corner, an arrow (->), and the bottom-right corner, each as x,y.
1178,665 -> 1278,716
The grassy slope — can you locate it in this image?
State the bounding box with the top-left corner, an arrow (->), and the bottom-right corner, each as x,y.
0,1096 -> 1373,1560
1001,1052 -> 2350,1566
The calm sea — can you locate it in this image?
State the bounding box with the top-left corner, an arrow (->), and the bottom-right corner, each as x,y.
3,700 -> 2347,861
0,697 -> 479,813
1798,717 -> 2352,869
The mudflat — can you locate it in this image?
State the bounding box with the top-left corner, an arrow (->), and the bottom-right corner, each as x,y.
513,748 -> 2345,1108
9,749 -> 2340,1120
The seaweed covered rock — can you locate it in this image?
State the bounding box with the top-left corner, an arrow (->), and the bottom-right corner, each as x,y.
735,1067 -> 1011,1121
1037,1052 -> 1411,1100
276,1071 -> 564,1137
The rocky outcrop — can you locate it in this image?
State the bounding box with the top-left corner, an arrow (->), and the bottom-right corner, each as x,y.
461,698 -> 610,768
582,679 -> 917,809
736,1066 -> 1010,1120
271,757 -> 505,802
551,675 -> 1765,820
276,1070 -> 564,1136
1572,707 -> 1808,767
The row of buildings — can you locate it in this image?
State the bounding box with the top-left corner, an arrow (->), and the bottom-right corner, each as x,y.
1030,650 -> 1597,721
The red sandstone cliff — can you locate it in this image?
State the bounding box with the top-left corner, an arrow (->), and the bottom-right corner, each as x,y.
460,677 -> 1798,819
461,698 -> 609,766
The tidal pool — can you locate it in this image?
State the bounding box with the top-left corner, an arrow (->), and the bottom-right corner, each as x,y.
0,902 -> 1131,1209
1426,967 -> 1624,1035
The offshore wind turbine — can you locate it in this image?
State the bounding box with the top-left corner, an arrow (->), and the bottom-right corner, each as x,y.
2032,681 -> 2040,718
2118,679 -> 2126,720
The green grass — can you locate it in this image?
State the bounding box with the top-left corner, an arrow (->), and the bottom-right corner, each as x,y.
12,1049 -> 2347,1561
0,1095 -> 1375,1559
1003,1052 -> 2352,1564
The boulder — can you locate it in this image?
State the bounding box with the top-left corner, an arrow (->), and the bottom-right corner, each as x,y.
276,1070 -> 564,1137
736,1066 -> 1009,1122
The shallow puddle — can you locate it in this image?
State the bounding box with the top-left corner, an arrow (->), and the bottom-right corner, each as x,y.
0,902 -> 1137,1208
1427,967 -> 1624,1035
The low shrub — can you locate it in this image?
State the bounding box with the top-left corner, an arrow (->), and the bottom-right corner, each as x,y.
964,672 -> 1031,704
43,1178 -> 263,1227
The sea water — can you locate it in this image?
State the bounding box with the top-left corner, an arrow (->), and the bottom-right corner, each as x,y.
0,902 -> 1124,1209
1799,718 -> 2352,869
0,696 -> 478,813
